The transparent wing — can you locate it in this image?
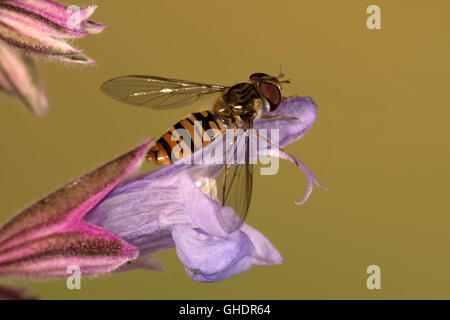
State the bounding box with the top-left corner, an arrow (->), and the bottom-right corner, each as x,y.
208,128 -> 254,233
101,75 -> 227,109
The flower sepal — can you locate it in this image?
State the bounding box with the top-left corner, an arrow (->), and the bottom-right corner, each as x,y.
0,140 -> 153,278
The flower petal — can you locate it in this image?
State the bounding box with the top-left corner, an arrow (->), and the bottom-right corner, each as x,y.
240,224 -> 283,265
0,140 -> 153,278
255,96 -> 318,148
84,163 -> 189,255
172,224 -> 255,282
267,148 -> 326,205
178,171 -> 236,238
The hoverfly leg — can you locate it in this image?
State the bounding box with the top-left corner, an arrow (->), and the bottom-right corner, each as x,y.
222,163 -> 228,202
260,114 -> 299,121
252,130 -> 300,167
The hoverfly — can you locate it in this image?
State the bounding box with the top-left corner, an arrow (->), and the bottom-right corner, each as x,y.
101,73 -> 291,232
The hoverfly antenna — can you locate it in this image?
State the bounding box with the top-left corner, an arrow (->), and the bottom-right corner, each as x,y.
279,65 -> 285,79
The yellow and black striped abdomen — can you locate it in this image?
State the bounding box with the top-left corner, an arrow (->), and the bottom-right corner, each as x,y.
147,110 -> 228,164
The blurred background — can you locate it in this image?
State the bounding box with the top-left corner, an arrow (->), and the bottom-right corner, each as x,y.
1,0 -> 449,299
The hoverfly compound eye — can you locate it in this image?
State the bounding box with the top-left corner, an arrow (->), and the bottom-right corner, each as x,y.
250,73 -> 269,81
259,82 -> 281,111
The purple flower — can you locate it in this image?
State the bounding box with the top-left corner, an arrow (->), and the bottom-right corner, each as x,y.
0,97 -> 324,282
0,0 -> 105,116
84,96 -> 325,282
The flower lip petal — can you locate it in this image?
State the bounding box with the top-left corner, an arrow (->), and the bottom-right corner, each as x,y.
172,224 -> 255,282
240,223 -> 283,266
178,171 -> 235,238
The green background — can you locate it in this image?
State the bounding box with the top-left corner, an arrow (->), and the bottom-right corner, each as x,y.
1,0 -> 449,299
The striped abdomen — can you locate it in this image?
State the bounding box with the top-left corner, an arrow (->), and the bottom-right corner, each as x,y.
147,110 -> 228,164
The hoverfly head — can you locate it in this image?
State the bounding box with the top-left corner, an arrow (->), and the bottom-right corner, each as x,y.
250,72 -> 283,111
